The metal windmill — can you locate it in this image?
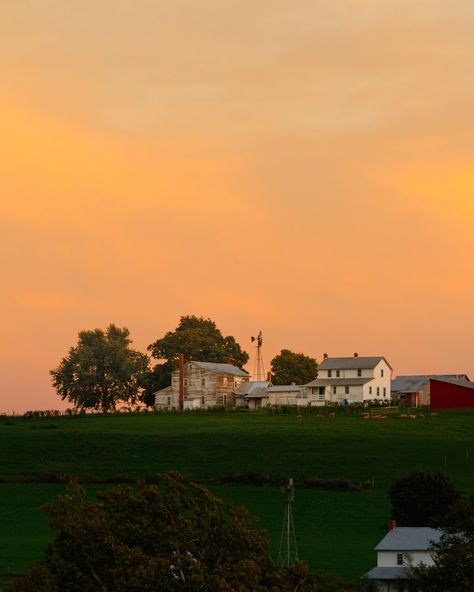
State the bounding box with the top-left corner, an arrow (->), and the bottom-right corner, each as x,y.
278,477 -> 298,567
251,331 -> 265,381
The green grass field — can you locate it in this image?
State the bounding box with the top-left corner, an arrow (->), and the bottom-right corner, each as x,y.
0,409 -> 473,585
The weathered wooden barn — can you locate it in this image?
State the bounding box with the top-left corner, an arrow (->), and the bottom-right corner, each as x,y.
154,361 -> 249,410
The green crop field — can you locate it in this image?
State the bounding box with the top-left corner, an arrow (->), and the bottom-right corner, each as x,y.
0,408 -> 473,586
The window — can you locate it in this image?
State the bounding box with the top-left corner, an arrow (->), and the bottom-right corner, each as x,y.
201,396 -> 206,405
397,554 -> 403,566
318,387 -> 325,401
336,370 -> 340,377
381,369 -> 384,377
377,387 -> 380,397
223,377 -> 228,387
184,378 -> 188,387
333,386 -> 337,394
383,387 -> 386,397
357,369 -> 362,377
167,396 -> 171,406
223,393 -> 227,405
345,386 -> 349,395
369,386 -> 372,395
328,370 -> 332,378
201,378 -> 205,387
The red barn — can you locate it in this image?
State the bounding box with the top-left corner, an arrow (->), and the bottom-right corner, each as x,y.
430,378 -> 474,409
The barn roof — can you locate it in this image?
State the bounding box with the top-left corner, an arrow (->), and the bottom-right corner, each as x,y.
190,361 -> 249,377
374,527 -> 442,551
392,375 -> 470,393
431,377 -> 474,390
319,356 -> 391,370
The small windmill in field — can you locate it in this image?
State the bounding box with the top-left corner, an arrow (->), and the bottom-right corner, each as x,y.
278,477 -> 298,567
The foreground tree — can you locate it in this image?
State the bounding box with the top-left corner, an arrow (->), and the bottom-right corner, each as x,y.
14,473 -> 344,592
51,325 -> 149,412
412,496 -> 474,591
145,316 -> 249,397
388,470 -> 461,527
270,350 -> 317,386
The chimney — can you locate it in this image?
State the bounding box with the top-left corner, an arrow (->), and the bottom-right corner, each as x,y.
323,353 -> 328,359
388,519 -> 397,531
354,352 -> 359,358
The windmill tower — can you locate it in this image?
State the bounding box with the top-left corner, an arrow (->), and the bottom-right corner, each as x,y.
278,477 -> 298,567
251,331 -> 265,381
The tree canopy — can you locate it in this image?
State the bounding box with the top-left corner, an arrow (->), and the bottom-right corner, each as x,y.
145,316 -> 249,399
411,495 -> 474,591
50,324 -> 149,412
270,350 -> 317,386
388,470 -> 461,527
14,473 -> 344,592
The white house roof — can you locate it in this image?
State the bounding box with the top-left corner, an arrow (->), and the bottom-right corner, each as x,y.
374,527 -> 442,551
190,361 -> 249,377
365,567 -> 410,581
319,356 -> 391,370
306,378 -> 372,387
392,375 -> 470,393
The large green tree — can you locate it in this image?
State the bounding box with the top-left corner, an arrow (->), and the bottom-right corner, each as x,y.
388,470 -> 461,527
50,324 -> 149,412
13,473 -> 344,592
146,316 -> 249,397
270,350 -> 317,386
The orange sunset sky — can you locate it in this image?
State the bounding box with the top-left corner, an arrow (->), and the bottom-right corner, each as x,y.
1,1 -> 473,413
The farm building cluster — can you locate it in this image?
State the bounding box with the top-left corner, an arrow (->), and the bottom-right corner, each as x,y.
154,355 -> 474,410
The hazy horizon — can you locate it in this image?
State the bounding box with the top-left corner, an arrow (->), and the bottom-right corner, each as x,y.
1,1 -> 473,413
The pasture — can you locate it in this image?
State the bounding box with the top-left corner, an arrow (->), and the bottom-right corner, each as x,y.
0,408 -> 473,585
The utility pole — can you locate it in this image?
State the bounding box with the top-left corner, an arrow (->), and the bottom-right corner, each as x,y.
179,353 -> 184,411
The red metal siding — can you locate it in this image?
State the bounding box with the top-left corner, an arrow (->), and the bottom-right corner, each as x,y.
430,379 -> 474,409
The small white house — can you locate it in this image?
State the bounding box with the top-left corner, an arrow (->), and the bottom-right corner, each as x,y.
266,385 -> 309,407
365,525 -> 442,591
305,354 -> 392,404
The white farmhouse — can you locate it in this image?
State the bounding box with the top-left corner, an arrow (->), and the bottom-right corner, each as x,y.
365,525 -> 442,591
305,354 -> 392,404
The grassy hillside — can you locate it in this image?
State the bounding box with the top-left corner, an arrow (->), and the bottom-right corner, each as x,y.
0,409 -> 473,585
